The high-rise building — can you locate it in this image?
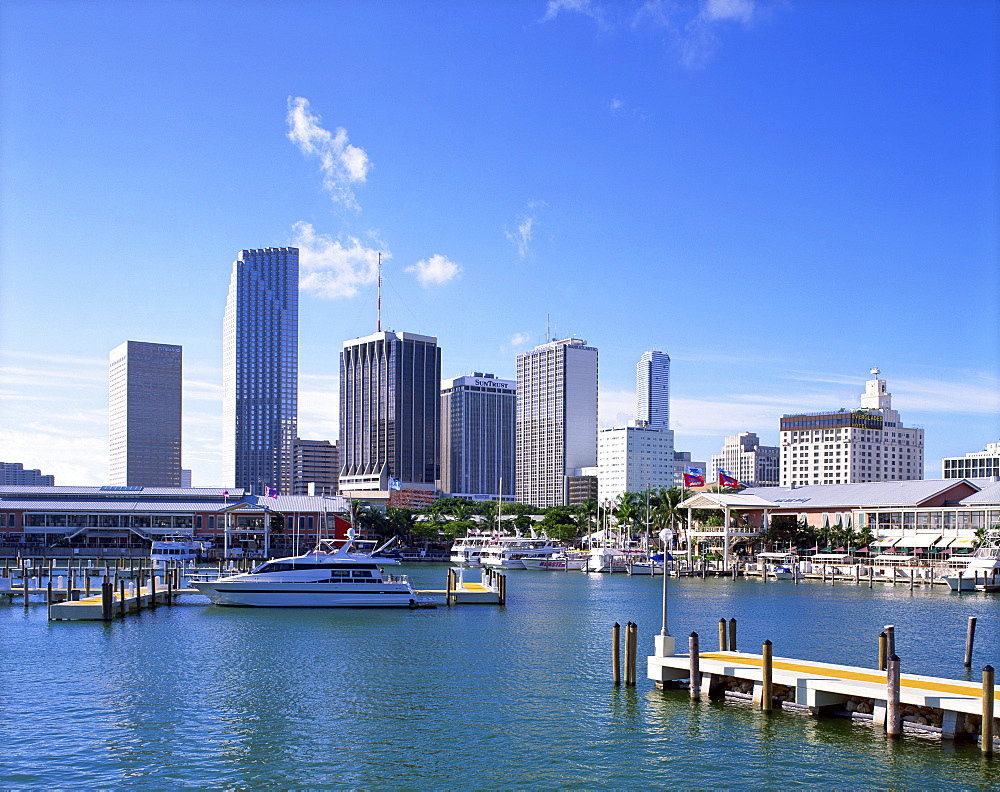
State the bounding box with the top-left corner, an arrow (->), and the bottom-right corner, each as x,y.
339,331 -> 441,496
222,247 -> 298,494
440,373 -> 515,499
598,425 -> 676,504
710,432 -> 779,488
0,462 -> 55,486
942,441 -> 1000,480
516,338 -> 598,508
293,439 -> 340,496
780,368 -> 924,486
109,341 -> 182,487
636,350 -> 670,430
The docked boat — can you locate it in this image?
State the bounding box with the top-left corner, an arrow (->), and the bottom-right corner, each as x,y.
480,537 -> 562,570
150,537 -> 206,566
190,538 -> 420,607
450,534 -> 495,567
944,527 -> 1000,591
521,553 -> 588,571
585,545 -> 648,573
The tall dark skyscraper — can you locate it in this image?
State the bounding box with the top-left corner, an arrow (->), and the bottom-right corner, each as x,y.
338,330 -> 441,496
109,340 -> 182,487
222,247 -> 298,494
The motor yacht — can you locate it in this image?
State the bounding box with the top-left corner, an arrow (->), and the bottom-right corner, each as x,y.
944,527 -> 1000,591
191,538 -> 419,607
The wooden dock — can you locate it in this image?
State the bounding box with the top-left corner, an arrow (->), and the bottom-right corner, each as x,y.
648,647 -> 999,746
48,586 -> 196,620
415,567 -> 505,605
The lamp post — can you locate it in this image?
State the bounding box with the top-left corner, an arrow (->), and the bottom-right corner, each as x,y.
657,527 -> 675,656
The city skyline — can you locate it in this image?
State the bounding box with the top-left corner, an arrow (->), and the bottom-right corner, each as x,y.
1,1 -> 997,487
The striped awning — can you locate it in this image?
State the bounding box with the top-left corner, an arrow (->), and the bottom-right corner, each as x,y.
895,535 -> 941,548
870,537 -> 900,548
948,537 -> 978,549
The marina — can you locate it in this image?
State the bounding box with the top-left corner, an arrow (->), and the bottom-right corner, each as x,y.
3,561 -> 998,788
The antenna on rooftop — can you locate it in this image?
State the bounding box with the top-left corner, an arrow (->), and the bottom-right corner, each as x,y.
546,313 -> 550,342
377,252 -> 382,332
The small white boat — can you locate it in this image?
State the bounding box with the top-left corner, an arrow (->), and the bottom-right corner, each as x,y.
191,538 -> 419,607
772,565 -> 796,580
945,528 -> 1000,591
449,535 -> 494,567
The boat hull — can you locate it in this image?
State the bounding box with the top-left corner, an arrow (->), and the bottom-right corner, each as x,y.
191,581 -> 417,607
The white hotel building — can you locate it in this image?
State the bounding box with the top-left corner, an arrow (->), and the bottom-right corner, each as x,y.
780,369 -> 924,487
598,425 -> 676,504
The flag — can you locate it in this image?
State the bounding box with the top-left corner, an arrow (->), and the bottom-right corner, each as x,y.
684,466 -> 704,487
267,487 -> 278,498
389,477 -> 402,491
222,490 -> 229,499
718,470 -> 740,489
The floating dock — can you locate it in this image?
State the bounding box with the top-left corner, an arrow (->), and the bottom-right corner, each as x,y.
48,585 -> 196,620
648,648 -> 998,747
415,567 -> 506,605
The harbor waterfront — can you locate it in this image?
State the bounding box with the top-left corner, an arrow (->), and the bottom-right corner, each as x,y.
2,566 -> 999,788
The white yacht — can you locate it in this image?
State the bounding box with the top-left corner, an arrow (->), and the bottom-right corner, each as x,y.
945,527 -> 1000,591
480,537 -> 562,570
450,534 -> 495,567
150,537 -> 205,566
191,538 -> 419,607
521,552 -> 588,571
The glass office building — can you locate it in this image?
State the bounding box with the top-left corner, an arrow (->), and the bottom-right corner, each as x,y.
339,331 -> 441,495
222,247 -> 298,494
109,340 -> 182,487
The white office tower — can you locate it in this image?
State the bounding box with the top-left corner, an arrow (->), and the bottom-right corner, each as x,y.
516,338 -> 598,508
598,425 -> 676,504
440,374 -> 516,499
109,341 -> 182,487
710,432 -> 779,488
779,368 -> 924,486
222,247 -> 298,494
636,350 -> 670,430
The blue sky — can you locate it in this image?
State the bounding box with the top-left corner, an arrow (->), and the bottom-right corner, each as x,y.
1,0 -> 998,487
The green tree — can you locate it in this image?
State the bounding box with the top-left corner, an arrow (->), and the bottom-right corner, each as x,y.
538,507 -> 580,543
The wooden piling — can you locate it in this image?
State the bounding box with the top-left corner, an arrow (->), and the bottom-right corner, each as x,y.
728,618 -> 737,653
445,569 -> 454,606
886,654 -> 902,738
625,622 -> 636,686
878,631 -> 888,671
689,633 -> 700,699
46,579 -> 53,620
612,622 -> 621,685
499,573 -> 506,606
884,625 -> 895,658
965,617 -> 977,668
869,566 -> 874,589
167,570 -> 173,605
150,571 -> 156,609
761,640 -> 773,712
983,664 -> 995,757
718,618 -> 728,651
101,580 -> 113,622
119,579 -> 126,617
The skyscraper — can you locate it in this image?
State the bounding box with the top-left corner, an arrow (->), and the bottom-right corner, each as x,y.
440,373 -> 516,499
338,330 -> 441,496
222,247 -> 298,494
109,340 -> 182,487
516,338 -> 598,508
636,350 -> 670,430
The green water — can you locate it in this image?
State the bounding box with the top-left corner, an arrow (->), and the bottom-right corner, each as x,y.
2,568 -> 998,789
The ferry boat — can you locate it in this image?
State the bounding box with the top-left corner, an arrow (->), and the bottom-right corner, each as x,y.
944,527 -> 1000,591
190,538 -> 419,607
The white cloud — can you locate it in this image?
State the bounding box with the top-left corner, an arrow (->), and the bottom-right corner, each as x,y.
292,221 -> 384,299
599,388 -> 635,430
609,96 -> 624,113
405,254 -> 462,287
542,0 -> 602,23
509,332 -> 532,348
286,96 -> 371,209
702,0 -> 755,24
505,215 -> 536,259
